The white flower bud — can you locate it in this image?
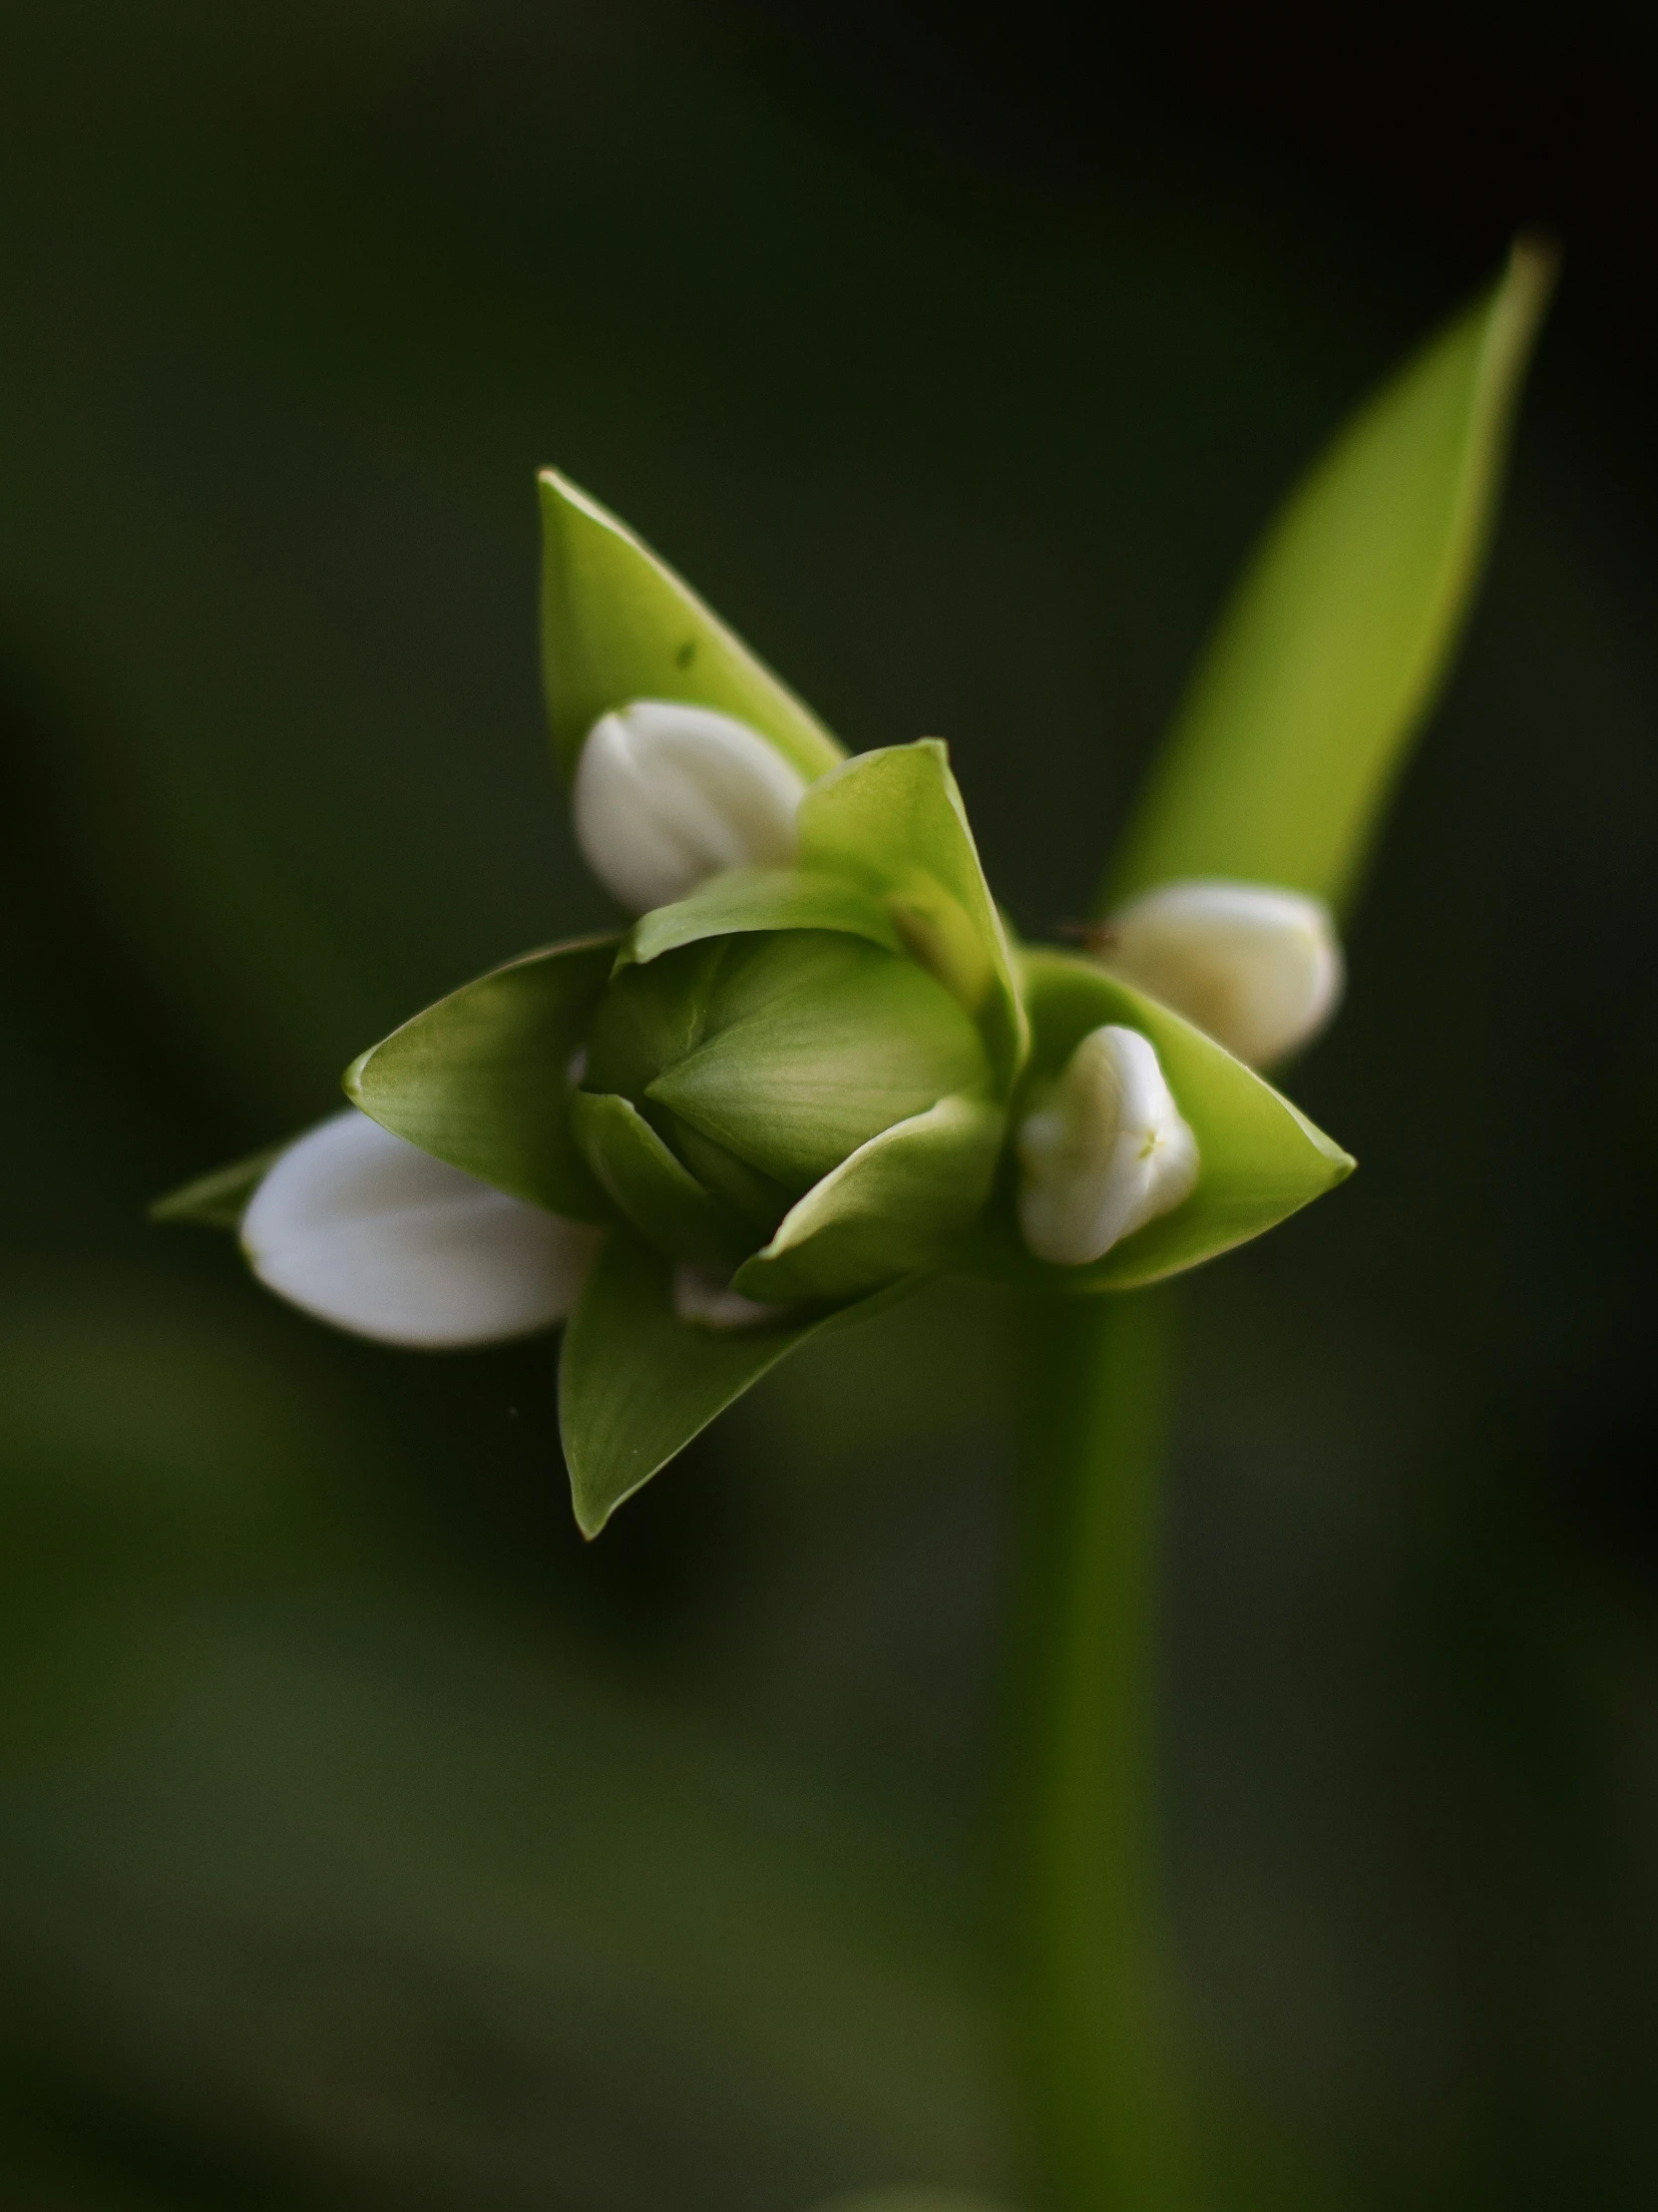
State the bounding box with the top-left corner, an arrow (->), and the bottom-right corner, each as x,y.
671,1262 -> 787,1332
574,699 -> 809,914
1018,1025 -> 1199,1266
241,1109 -> 602,1347
1100,878 -> 1343,1067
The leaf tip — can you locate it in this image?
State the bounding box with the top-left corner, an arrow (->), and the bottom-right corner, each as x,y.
340,1047 -> 372,1107
572,1491 -> 612,1541
1486,231 -> 1559,394
537,464 -> 622,537
1506,228 -> 1562,306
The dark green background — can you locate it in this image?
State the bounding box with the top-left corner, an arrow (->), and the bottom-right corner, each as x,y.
3,3 -> 1657,2205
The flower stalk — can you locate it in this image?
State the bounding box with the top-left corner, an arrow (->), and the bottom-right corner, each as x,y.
1014,1288 -> 1191,2212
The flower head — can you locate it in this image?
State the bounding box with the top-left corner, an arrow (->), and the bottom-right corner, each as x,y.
157,469 -> 1355,1532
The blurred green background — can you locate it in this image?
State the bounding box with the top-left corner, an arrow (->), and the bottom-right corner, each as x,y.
3,2 -> 1657,2205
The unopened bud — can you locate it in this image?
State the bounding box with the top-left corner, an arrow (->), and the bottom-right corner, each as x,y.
672,1262 -> 788,1331
1018,1025 -> 1199,1266
241,1109 -> 601,1346
1100,878 -> 1343,1067
575,699 -> 809,914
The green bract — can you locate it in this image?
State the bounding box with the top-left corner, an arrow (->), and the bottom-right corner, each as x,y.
157,243 -> 1550,1535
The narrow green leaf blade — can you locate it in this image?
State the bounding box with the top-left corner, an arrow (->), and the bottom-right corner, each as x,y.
963,950 -> 1353,1292
149,1142 -> 286,1229
734,1091 -> 1005,1304
1106,239 -> 1555,913
344,937 -> 619,1220
799,740 -> 1030,1084
622,865 -> 904,971
539,468 -> 845,784
559,1231 -> 912,1535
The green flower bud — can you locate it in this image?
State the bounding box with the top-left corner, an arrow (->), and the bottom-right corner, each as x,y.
571,925 -> 998,1295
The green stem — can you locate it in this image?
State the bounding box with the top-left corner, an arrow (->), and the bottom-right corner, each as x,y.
1013,1286 -> 1193,2212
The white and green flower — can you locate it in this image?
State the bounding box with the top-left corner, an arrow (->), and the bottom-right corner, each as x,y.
156,464 -> 1360,1532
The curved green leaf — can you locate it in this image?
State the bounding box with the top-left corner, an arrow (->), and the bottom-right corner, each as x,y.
962,950 -> 1352,1292
149,1142 -> 286,1228
622,864 -> 904,971
343,936 -> 619,1220
559,1231 -> 914,1536
1106,238 -> 1555,913
734,1091 -> 1005,1304
799,740 -> 1029,1085
539,468 -> 845,784
568,1090 -> 751,1266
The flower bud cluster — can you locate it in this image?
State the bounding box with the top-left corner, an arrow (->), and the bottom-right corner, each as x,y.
182,702 -> 1356,1347
159,470 -> 1354,1524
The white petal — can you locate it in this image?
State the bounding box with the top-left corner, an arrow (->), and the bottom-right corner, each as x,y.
1101,878 -> 1344,1067
240,1109 -> 602,1347
671,1262 -> 788,1331
1018,1025 -> 1199,1266
574,699 -> 809,914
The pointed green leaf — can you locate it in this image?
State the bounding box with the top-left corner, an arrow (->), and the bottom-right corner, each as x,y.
1106,238 -> 1555,913
733,1091 -> 1005,1304
962,950 -> 1353,1292
559,1231 -> 914,1535
344,936 -> 619,1221
568,1090 -> 751,1265
799,740 -> 1029,1085
622,864 -> 903,971
539,468 -> 845,784
149,1142 -> 286,1229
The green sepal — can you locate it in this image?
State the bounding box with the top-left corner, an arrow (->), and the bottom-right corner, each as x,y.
733,1091 -> 1005,1304
569,1091 -> 753,1267
582,936 -> 720,1106
539,468 -> 845,784
961,949 -> 1353,1293
343,936 -> 619,1221
149,1142 -> 286,1229
645,1108 -> 795,1236
559,1231 -> 917,1536
798,740 -> 1029,1087
621,865 -> 904,972
1106,239 -> 1554,914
